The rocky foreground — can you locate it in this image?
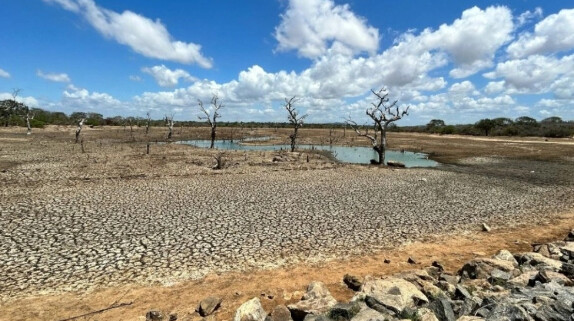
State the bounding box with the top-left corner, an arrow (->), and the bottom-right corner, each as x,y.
1,149 -> 574,300
147,230 -> 574,321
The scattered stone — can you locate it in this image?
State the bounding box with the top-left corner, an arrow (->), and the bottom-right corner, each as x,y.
439,273 -> 459,285
536,244 -> 552,258
517,252 -> 563,270
426,267 -> 442,280
363,295 -> 395,315
487,268 -> 512,286
383,259 -> 391,264
437,281 -> 456,295
146,310 -> 165,321
233,298 -> 267,321
492,250 -> 518,267
343,274 -> 362,291
417,307 -> 439,321
560,242 -> 574,258
559,262 -> 574,279
359,277 -> 428,313
418,279 -> 443,299
481,223 -> 491,232
328,302 -> 361,320
508,270 -> 539,287
534,299 -> 574,321
267,305 -> 293,321
429,298 -> 456,321
349,307 -> 389,321
197,296 -> 223,317
485,303 -> 530,321
432,261 -> 445,271
458,258 -> 514,280
408,256 -> 419,265
288,282 -> 337,321
454,285 -> 472,301
302,282 -> 334,301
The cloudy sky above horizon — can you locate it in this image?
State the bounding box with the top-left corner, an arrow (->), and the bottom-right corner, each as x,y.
1,0 -> 573,125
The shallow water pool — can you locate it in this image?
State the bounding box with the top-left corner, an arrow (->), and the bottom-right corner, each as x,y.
178,139 -> 438,168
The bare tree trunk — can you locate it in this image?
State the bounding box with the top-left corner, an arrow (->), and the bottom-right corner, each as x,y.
284,97 -> 306,153
379,125 -> 387,165
145,112 -> 151,136
165,115 -> 174,139
26,113 -> 33,135
129,119 -> 134,141
75,118 -> 85,143
198,95 -> 223,149
289,127 -> 298,152
346,88 -> 409,166
212,152 -> 225,170
210,124 -> 216,149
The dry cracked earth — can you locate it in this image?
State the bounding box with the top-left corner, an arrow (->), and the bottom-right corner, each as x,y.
1,131 -> 574,303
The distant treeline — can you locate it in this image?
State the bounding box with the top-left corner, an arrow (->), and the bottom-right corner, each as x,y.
1,100 -> 573,138
394,117 -> 574,138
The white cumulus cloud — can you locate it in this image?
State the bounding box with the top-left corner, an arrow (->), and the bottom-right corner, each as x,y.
37,70 -> 71,83
274,0 -> 380,59
516,8 -> 543,27
63,84 -> 121,109
142,65 -> 196,87
484,54 -> 574,94
420,6 -> 514,78
0,68 -> 10,78
0,92 -> 40,107
43,0 -> 212,67
508,9 -> 574,58
484,81 -> 506,95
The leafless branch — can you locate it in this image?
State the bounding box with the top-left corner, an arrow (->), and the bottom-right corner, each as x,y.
75,118 -> 85,143
57,301 -> 133,321
344,117 -> 377,147
284,96 -> 307,152
345,87 -> 409,165
165,114 -> 174,139
198,95 -> 224,148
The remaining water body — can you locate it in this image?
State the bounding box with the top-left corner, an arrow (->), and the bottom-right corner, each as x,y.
178,139 -> 438,168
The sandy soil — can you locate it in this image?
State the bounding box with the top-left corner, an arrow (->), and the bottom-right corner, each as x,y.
1,125 -> 573,321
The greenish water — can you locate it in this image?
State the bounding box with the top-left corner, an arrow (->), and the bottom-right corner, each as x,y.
178,139 -> 438,168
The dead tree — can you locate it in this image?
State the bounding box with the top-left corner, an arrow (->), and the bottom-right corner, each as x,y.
165,114 -> 174,139
328,128 -> 338,146
212,152 -> 225,170
198,95 -> 223,149
9,89 -> 35,135
346,88 -> 409,165
145,112 -> 151,136
75,118 -> 85,143
284,97 -> 307,152
24,107 -> 34,135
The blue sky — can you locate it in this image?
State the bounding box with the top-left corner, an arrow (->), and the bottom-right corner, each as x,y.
1,0 -> 573,125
